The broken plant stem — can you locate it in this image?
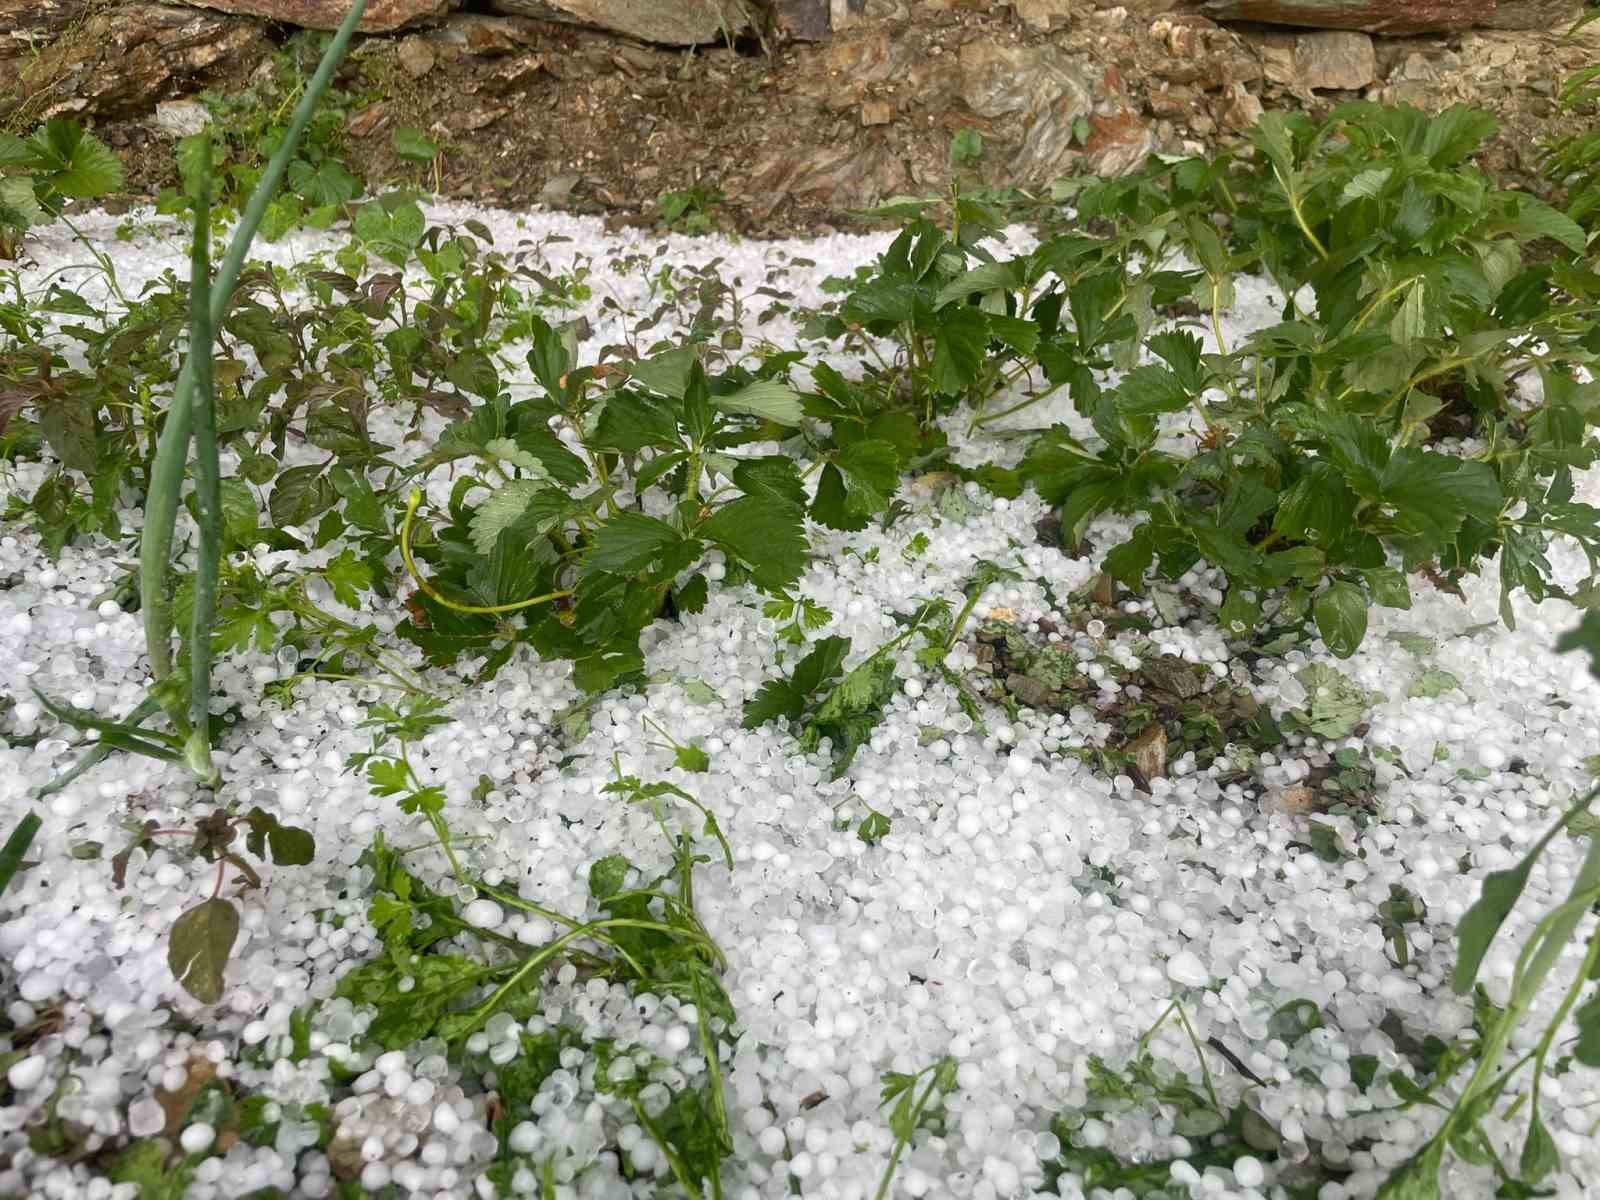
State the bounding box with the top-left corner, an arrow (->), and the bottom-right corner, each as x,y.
399,489 -> 574,615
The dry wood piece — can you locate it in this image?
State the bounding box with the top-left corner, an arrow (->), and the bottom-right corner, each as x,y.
1199,0 -> 1581,35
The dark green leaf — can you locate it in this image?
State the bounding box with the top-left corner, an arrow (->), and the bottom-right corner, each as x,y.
168,897 -> 240,1004
587,512 -> 690,575
0,811 -> 40,900
1576,992 -> 1600,1067
391,126 -> 439,163
701,495 -> 807,593
930,306 -> 989,396
269,464 -> 336,529
1116,365 -> 1190,416
588,854 -> 630,902
858,810 -> 891,845
1520,1110 -> 1560,1183
1315,581 -> 1368,658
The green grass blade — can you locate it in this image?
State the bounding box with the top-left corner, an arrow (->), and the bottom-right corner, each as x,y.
0,811 -> 41,899
34,695 -> 164,799
30,688 -> 184,761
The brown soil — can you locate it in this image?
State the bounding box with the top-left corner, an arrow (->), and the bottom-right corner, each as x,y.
23,3 -> 1600,239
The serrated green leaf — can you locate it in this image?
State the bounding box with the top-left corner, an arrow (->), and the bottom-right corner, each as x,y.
588,854 -> 630,902
1408,668 -> 1460,699
320,547 -> 371,608
269,464 -> 336,529
930,306 -> 989,396
629,347 -> 696,399
701,495 -> 807,593
587,512 -> 689,575
674,744 -> 710,773
714,380 -> 803,425
0,176 -> 43,228
1115,364 -> 1191,415
28,120 -> 124,201
468,480 -> 549,557
1364,566 -> 1411,610
218,478 -> 259,549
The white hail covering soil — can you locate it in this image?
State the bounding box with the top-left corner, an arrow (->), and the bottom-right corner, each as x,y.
1,204 -> 1598,1200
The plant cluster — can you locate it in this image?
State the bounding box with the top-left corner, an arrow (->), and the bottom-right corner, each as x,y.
0,121 -> 124,259
3,22 -> 1600,1197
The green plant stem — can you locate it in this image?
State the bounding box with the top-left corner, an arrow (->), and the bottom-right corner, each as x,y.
184,148 -> 221,787
35,695 -> 164,799
399,489 -> 574,615
968,381 -> 1066,435
54,213 -> 129,308
140,0 -> 370,688
633,1099 -> 707,1200
449,916 -> 717,1042
1407,821 -> 1600,1184
873,1066 -> 948,1200
1525,915 -> 1600,1150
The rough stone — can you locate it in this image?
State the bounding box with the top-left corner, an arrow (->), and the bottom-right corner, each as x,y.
174,0 -> 453,33
1011,0 -> 1072,29
740,139 -> 908,216
1016,0 -> 1177,22
346,102 -> 390,138
475,51 -> 545,94
1126,724 -> 1168,784
431,13 -> 540,54
487,0 -> 758,45
396,34 -> 436,77
770,0 -> 830,40
2,1 -> 269,123
1292,30 -> 1375,89
151,97 -> 210,137
860,98 -> 895,125
958,41 -> 1094,119
1199,0 -> 1581,36
957,40 -> 1139,179
1250,27 -> 1376,91
1082,105 -> 1156,176
1147,14 -> 1264,89
1219,79 -> 1264,130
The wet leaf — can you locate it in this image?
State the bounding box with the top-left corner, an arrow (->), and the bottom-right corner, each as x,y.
168,897 -> 240,1004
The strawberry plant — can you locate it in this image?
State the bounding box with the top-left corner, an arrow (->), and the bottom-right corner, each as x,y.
1020,102 -> 1600,657
394,315 -> 813,691
0,119 -> 124,260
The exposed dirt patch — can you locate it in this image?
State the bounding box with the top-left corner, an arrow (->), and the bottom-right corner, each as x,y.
11,2 -> 1600,238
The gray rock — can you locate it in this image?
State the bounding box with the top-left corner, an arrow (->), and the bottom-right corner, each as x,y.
1292,30 -> 1375,90
487,0 -> 757,45
173,0 -> 453,33
396,33 -> 436,77
151,98 -> 210,138
770,0 -> 829,40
